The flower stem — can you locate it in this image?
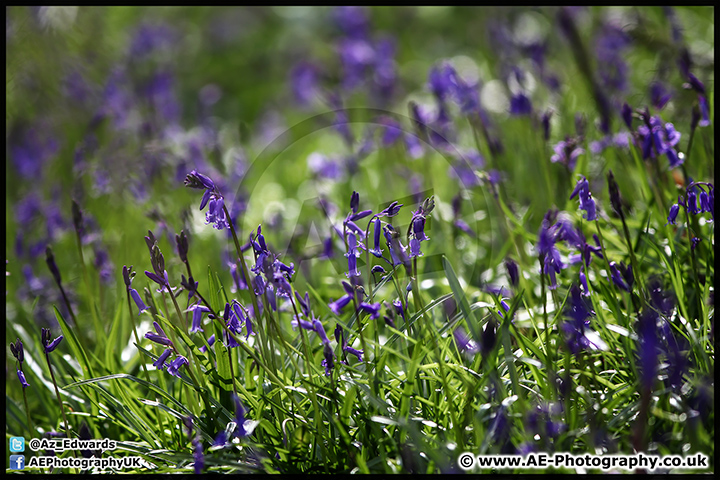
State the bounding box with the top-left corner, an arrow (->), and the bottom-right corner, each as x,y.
46,353 -> 72,441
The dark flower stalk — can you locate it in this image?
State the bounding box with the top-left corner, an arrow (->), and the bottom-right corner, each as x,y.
607,170 -> 644,301
42,327 -> 71,440
10,338 -> 34,434
122,265 -> 150,382
70,200 -> 102,336
45,246 -> 79,326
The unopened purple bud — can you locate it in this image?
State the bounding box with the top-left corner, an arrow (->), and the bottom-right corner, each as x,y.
10,338 -> 25,363
358,301 -> 381,319
505,259 -> 519,287
122,265 -> 134,288
350,191 -> 359,214
607,170 -> 624,219
71,199 -> 84,236
621,103 -> 633,129
322,343 -> 335,376
45,246 -> 62,286
176,230 -> 189,263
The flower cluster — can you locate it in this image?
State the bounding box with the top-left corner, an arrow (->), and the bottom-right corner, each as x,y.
666,182 -> 714,228
250,225 -> 295,310
408,196 -> 434,258
550,137 -> 584,170
636,113 -> 682,168
569,176 -> 596,221
145,322 -> 188,378
123,265 -> 150,315
10,338 -> 29,388
41,327 -> 64,354
184,170 -> 229,230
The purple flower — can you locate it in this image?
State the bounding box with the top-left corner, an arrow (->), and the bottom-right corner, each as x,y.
313,318 -> 331,345
145,321 -> 173,347
562,285 -> 603,355
10,338 -> 25,363
166,355 -> 188,378
153,348 -> 173,371
358,301 -> 381,320
650,81 -> 672,110
41,327 -> 64,354
537,220 -> 564,290
343,345 -> 364,363
505,259 -> 519,288
188,304 -> 209,333
453,327 -> 479,356
192,436 -> 204,474
636,310 -> 659,389
17,369 -> 30,388
233,396 -> 251,438
378,201 -> 403,218
199,334 -> 216,354
428,62 -> 457,101
130,288 -> 150,315
569,176 -> 597,221
329,294 -> 353,316
45,246 -> 62,286
509,93 -> 532,116
290,61 -> 320,107
550,138 -> 584,170
621,103 -> 633,129
609,261 -> 631,292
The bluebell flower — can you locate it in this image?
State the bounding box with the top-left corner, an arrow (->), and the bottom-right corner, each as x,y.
569,176 -> 597,221
41,327 -> 64,354
188,303 -> 209,333
167,355 -> 188,378
550,138 -> 584,170
10,338 -> 25,363
537,220 -> 564,290
609,261 -> 632,292
621,103 -> 633,129
212,431 -> 228,448
321,343 -> 335,376
358,301 -> 381,320
17,369 -> 30,388
145,321 -> 173,347
329,294 -> 353,316
562,285 -> 605,355
505,259 -> 519,288
666,202 -> 680,225
199,334 -> 215,354
636,310 -> 659,389
369,217 -> 383,258
650,81 -> 672,110
509,93 -> 532,116
192,435 -> 204,474
153,348 -> 173,371
233,395 -> 251,438
290,61 -> 320,107
453,327 -> 479,356
130,288 -> 150,315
